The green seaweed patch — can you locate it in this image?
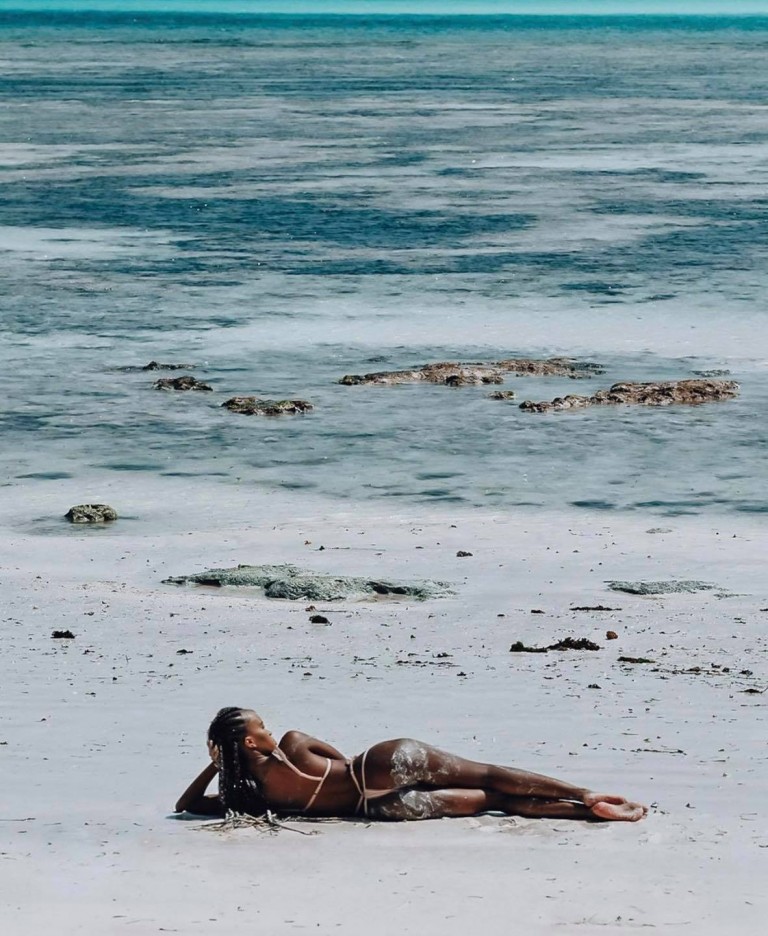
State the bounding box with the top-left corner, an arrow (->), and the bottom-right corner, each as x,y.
163,563 -> 454,601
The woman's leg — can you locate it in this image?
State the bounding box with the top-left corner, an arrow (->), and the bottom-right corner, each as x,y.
366,788 -> 632,822
361,739 -> 645,819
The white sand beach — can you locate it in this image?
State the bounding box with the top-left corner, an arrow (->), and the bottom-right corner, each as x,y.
2,478 -> 766,935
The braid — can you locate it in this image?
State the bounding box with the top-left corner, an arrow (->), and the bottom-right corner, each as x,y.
208,707 -> 267,817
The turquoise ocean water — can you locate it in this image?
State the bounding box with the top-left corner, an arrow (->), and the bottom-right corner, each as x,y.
1,13 -> 767,517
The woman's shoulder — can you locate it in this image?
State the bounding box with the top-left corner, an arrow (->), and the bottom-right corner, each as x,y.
278,729 -> 311,749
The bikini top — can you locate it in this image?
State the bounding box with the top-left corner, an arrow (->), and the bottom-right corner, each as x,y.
269,747 -> 332,812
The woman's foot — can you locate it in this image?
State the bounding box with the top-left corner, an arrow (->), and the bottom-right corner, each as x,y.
582,792 -> 647,820
588,800 -> 647,821
583,792 -> 627,808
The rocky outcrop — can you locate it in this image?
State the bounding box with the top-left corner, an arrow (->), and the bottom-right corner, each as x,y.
495,358 -> 604,378
520,379 -> 739,413
143,361 -> 194,371
520,394 -> 592,413
222,397 -> 314,416
340,363 -> 505,386
65,504 -> 118,523
154,376 -> 213,391
163,563 -> 453,601
487,390 -> 517,401
445,372 -> 503,386
339,358 -> 604,386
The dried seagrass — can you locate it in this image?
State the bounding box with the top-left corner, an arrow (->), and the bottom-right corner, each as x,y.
196,809 -> 321,836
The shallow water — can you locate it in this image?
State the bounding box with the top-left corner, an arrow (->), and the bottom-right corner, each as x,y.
1,13 -> 767,518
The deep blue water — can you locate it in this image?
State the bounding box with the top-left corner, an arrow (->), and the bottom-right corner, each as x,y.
1,13 -> 767,516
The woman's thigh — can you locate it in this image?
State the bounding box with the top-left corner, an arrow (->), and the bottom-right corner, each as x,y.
367,787 -> 493,821
361,738 -> 490,790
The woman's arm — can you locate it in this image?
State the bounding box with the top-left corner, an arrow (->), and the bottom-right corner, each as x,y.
174,762 -> 225,815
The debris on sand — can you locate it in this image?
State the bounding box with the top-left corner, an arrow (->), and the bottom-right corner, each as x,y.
222,397 -> 314,416
65,504 -> 118,523
309,614 -> 330,624
509,641 -> 548,654
570,605 -> 621,612
163,563 -> 453,601
456,550 -> 473,558
509,636 -> 601,653
607,580 -> 716,595
550,637 -> 601,651
606,630 -> 619,640
617,655 -> 655,664
154,376 -> 213,391
52,630 -> 75,639
520,379 -> 739,413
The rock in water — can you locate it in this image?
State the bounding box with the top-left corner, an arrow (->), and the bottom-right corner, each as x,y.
222,398 -> 314,416
142,361 -> 194,371
487,390 -> 517,400
520,379 -> 739,413
340,363 -> 505,386
519,394 -> 593,413
154,376 -> 213,391
163,563 -> 453,601
494,358 -> 604,378
339,358 -> 603,386
445,372 -> 504,386
65,504 -> 118,523
592,379 -> 739,406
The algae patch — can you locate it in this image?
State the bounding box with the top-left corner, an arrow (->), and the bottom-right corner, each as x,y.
607,580 -> 716,595
163,563 -> 454,601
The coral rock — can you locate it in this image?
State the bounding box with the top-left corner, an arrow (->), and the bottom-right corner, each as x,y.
65,504 -> 118,523
154,376 -> 213,391
339,357 -> 603,386
222,397 -> 314,416
142,361 -> 194,371
521,379 -> 739,413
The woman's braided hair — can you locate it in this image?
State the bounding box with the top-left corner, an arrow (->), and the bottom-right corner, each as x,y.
208,707 -> 268,817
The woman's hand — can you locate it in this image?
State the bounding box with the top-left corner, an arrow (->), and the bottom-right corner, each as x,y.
207,740 -> 221,769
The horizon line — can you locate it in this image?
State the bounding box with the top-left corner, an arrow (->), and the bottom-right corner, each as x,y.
5,7 -> 768,15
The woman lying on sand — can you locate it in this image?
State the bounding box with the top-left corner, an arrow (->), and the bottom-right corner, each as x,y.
175,707 -> 648,822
